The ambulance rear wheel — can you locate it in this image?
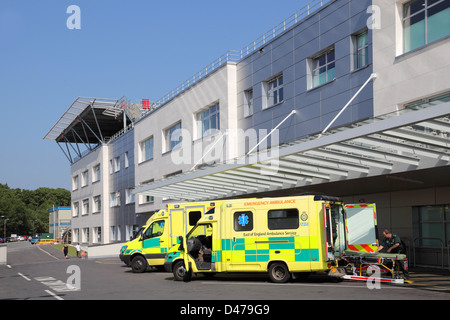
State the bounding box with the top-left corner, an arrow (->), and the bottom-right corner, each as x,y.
268,262 -> 291,283
131,255 -> 148,273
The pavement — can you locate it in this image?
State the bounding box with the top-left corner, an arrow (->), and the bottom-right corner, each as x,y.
405,267 -> 450,293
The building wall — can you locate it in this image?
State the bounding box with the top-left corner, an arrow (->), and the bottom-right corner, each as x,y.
236,0 -> 374,153
71,146 -> 108,244
70,128 -> 135,245
373,0 -> 450,115
134,64 -> 237,216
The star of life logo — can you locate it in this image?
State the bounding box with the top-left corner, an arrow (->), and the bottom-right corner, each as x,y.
238,214 -> 249,227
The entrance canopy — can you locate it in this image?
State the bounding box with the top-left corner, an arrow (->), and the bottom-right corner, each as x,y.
134,103 -> 450,201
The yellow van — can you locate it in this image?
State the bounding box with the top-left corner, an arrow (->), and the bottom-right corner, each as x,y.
119,201 -> 216,273
164,195 -> 378,283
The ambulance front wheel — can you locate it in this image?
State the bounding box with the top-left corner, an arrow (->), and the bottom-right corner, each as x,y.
131,255 -> 148,273
268,262 -> 291,283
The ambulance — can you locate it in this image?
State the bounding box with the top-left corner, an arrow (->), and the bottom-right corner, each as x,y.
164,195 -> 379,283
119,201 -> 216,273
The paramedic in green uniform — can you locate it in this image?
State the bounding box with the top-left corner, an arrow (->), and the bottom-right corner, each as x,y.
375,229 -> 409,279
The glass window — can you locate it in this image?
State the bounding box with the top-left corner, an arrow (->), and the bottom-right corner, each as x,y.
165,122 -> 182,152
234,211 -> 254,232
416,204 -> 450,247
244,89 -> 253,117
312,49 -> 335,88
93,195 -> 101,213
140,136 -> 154,162
356,31 -> 369,69
93,164 -> 101,182
268,209 -> 299,230
197,104 -> 220,138
265,75 -> 284,108
403,0 -> 450,53
114,156 -> 120,172
189,211 -> 202,226
144,220 -> 165,239
82,199 -> 89,215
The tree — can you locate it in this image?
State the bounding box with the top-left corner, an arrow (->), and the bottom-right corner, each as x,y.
0,183 -> 71,236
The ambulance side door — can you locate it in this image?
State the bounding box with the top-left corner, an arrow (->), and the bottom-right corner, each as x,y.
142,219 -> 168,261
344,204 -> 378,252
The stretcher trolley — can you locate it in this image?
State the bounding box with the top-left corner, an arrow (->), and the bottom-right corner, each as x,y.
330,250 -> 409,284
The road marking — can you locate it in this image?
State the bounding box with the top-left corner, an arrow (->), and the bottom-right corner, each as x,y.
17,273 -> 31,281
36,245 -> 59,260
35,276 -> 79,293
45,290 -> 64,300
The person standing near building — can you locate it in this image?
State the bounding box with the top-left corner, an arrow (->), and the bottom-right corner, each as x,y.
76,243 -> 81,258
63,244 -> 69,259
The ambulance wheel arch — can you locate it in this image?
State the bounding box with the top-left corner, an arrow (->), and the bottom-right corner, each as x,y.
268,261 -> 291,283
172,259 -> 185,281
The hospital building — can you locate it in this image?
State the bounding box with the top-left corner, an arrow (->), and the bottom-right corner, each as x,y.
45,0 -> 450,268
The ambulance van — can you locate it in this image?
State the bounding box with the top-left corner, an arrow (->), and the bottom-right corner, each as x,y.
119,201 -> 216,273
164,195 -> 378,283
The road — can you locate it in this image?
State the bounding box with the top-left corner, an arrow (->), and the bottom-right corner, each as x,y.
1,241 -> 449,306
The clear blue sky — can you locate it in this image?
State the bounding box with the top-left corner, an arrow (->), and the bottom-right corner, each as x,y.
0,0 -> 313,191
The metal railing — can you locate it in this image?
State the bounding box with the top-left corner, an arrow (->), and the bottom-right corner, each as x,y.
153,0 -> 333,108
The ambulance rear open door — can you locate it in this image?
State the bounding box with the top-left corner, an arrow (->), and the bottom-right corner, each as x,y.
344,204 -> 378,253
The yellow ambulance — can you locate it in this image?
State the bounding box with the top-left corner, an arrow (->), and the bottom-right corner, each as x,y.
119,201 -> 216,273
164,195 -> 378,283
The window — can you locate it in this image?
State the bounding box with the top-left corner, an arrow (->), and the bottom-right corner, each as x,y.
311,49 -> 335,88
94,227 -> 101,243
73,229 -> 80,243
114,156 -> 120,172
110,191 -> 121,207
93,164 -> 101,182
164,122 -> 182,152
125,188 -> 135,204
188,211 -> 202,226
405,91 -> 450,110
234,211 -> 254,232
354,30 -> 369,69
82,199 -> 89,215
124,152 -> 129,168
268,209 -> 299,230
110,226 -> 116,241
139,136 -> 154,163
197,104 -> 220,138
414,205 -> 450,247
141,194 -> 154,204
93,195 -> 101,213
264,75 -> 284,109
82,227 -> 90,243
72,175 -> 79,191
244,89 -> 253,117
72,202 -> 79,217
144,220 -> 165,239
81,170 -> 89,187
403,0 -> 450,53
